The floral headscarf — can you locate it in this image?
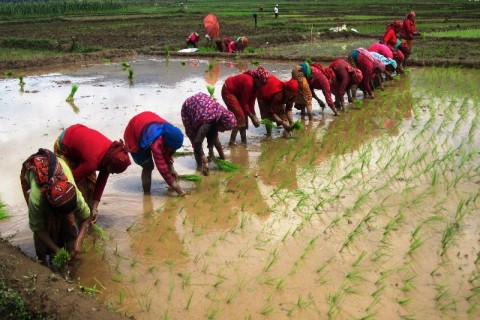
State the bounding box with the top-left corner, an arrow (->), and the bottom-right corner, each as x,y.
243,65 -> 270,85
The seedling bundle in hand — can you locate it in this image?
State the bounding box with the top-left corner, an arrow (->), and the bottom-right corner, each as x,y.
291,120 -> 303,130
51,248 -> 69,269
178,174 -> 202,182
91,223 -> 108,239
261,118 -> 275,130
213,158 -> 241,172
207,85 -> 215,98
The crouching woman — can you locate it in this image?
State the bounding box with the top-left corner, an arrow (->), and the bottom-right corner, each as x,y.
20,149 -> 91,264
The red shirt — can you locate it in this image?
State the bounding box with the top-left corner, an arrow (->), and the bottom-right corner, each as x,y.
62,124 -> 112,201
400,19 -> 416,39
309,65 -> 334,109
223,73 -> 258,114
329,58 -> 353,105
382,28 -> 398,49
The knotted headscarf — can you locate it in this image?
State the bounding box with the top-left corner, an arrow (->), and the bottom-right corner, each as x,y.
299,62 -> 312,79
351,68 -> 363,85
162,123 -> 184,150
243,65 -> 270,85
386,20 -> 402,31
101,140 -> 131,174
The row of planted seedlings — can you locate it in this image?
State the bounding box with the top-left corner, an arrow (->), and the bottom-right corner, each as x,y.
72,67 -> 479,319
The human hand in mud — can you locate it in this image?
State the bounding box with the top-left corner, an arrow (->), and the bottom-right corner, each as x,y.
91,208 -> 98,224
249,113 -> 261,128
172,181 -> 187,196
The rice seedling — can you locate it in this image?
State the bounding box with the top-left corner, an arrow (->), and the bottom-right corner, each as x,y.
207,85 -> 215,98
213,158 -> 241,172
206,305 -> 219,319
51,248 -> 69,269
66,83 -> 78,101
185,291 -> 194,310
118,289 -> 124,305
178,174 -> 202,182
173,151 -> 194,157
261,118 -> 275,130
0,200 -> 7,220
120,61 -> 130,68
18,74 -> 25,85
91,223 -> 108,239
291,120 -> 303,130
127,68 -> 134,79
260,304 -> 274,315
263,248 -> 279,272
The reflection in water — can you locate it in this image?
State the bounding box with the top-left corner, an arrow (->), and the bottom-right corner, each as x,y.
66,100 -> 80,113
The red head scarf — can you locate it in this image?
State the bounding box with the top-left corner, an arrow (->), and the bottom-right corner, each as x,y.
284,79 -> 298,94
101,140 -> 131,174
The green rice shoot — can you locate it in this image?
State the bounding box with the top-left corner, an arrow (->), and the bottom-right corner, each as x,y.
121,61 -> 130,68
213,158 -> 242,172
291,120 -> 303,130
51,248 -> 69,269
91,223 -> 108,239
261,118 -> 275,130
207,85 -> 215,98
66,83 -> 78,101
178,174 -> 203,182
0,200 -> 7,220
128,68 -> 134,79
4,71 -> 13,77
19,74 -> 25,85
173,151 -> 194,157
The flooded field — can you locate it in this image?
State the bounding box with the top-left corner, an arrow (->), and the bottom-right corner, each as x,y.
1,57 -> 479,319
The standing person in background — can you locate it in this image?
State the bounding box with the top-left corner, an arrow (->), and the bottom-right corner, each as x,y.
20,148 -> 91,264
124,112 -> 186,196
221,65 -> 270,146
274,5 -> 279,19
186,32 -> 200,48
54,124 -> 131,223
181,93 -> 237,176
399,11 -> 421,63
253,11 -> 258,28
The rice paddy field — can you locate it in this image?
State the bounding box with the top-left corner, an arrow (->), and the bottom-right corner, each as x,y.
0,56 -> 479,319
1,0 -> 480,319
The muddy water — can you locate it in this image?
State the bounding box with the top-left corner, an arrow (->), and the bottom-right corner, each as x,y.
1,58 -> 480,319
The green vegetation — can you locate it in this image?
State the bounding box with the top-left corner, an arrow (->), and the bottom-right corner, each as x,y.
0,199 -> 7,220
212,158 -> 241,172
51,248 -> 69,269
0,281 -> 43,319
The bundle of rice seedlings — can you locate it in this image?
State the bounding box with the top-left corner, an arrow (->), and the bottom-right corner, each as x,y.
19,75 -> 25,85
179,174 -> 202,182
91,223 -> 108,239
207,85 -> 215,98
121,61 -> 130,68
173,151 -> 194,157
261,118 -> 275,130
52,248 -> 69,269
353,99 -> 362,107
213,158 -> 241,172
4,71 -> 13,77
291,120 -> 304,130
66,84 -> 78,101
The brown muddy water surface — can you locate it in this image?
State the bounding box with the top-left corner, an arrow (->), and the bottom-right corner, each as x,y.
1,57 -> 479,319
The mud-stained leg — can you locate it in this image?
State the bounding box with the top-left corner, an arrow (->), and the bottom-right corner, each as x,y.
141,158 -> 154,194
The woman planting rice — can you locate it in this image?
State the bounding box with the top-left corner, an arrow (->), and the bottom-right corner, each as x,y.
223,36 -> 248,53
54,124 -> 131,222
291,61 -> 314,120
124,111 -> 186,196
257,75 -> 298,136
329,58 -> 363,110
351,48 -> 388,99
308,62 -> 340,116
20,149 -> 91,265
221,65 -> 270,145
181,92 -> 237,176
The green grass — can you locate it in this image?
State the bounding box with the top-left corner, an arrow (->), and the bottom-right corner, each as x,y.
0,200 -> 7,220
425,29 -> 480,39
